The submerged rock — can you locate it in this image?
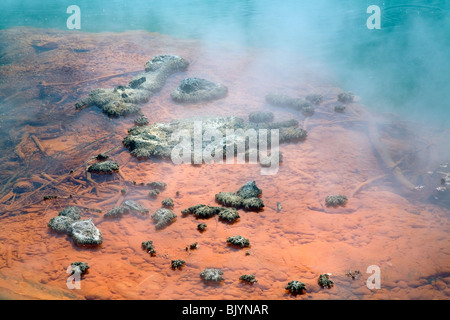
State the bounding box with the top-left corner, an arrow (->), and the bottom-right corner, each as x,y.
142,240 -> 156,256
337,92 -> 354,104
75,55 -> 189,117
305,93 -> 323,105
148,189 -> 160,198
265,92 -> 314,115
325,195 -> 348,207
58,206 -> 82,221
104,200 -> 149,218
248,111 -> 274,123
226,235 -> 250,248
171,77 -> 228,103
104,205 -> 130,218
334,105 -> 346,113
200,268 -> 224,282
87,161 -> 119,174
151,208 -> 177,230
134,114 -> 149,126
286,280 -> 306,294
147,181 -> 167,190
71,219 -> 103,246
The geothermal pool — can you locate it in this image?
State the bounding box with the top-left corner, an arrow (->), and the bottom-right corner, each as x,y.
0,26 -> 448,300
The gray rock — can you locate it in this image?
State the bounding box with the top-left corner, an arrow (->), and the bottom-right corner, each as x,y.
48,216 -> 74,234
151,208 -> 177,230
200,268 -> 224,282
71,219 -> 103,246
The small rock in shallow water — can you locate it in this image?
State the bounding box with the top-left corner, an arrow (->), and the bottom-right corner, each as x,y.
71,219 -> 103,246
239,274 -> 257,283
87,161 -> 119,174
286,280 -> 306,294
171,259 -> 186,269
248,111 -> 274,123
325,195 -> 348,207
70,262 -> 90,275
48,215 -> 74,234
337,92 -> 354,104
334,105 -> 346,113
200,268 -> 224,282
305,93 -> 323,105
142,240 -> 156,256
226,235 -> 250,248
151,208 -> 177,230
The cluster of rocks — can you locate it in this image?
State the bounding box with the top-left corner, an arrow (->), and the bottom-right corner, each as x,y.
122,115 -> 306,164
334,91 -> 354,113
265,92 -> 316,117
215,181 -> 264,211
182,181 -> 264,227
48,206 -> 103,246
142,240 -> 156,256
75,55 -> 189,117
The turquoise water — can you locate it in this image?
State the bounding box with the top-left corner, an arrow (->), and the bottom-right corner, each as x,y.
1,0 -> 449,127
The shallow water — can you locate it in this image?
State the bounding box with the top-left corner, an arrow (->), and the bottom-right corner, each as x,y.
0,2 -> 449,301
